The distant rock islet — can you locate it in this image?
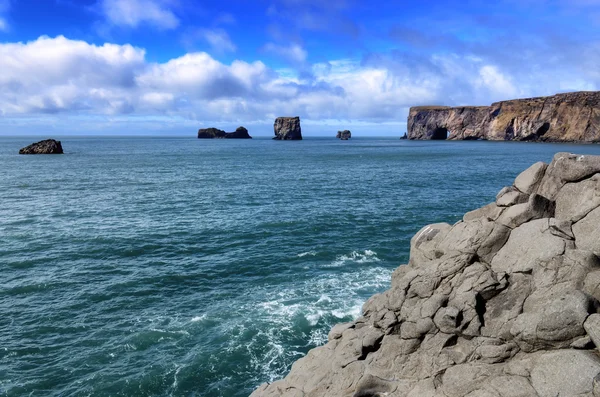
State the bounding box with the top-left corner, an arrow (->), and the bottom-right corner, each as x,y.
19,139 -> 64,154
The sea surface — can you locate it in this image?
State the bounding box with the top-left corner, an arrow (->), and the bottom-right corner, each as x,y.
2,136 -> 600,397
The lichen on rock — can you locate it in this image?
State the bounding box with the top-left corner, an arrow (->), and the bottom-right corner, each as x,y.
251,152 -> 600,397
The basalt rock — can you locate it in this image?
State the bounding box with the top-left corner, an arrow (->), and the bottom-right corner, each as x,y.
408,91 -> 600,142
337,130 -> 352,140
19,139 -> 63,154
251,152 -> 600,397
197,126 -> 252,139
274,117 -> 302,140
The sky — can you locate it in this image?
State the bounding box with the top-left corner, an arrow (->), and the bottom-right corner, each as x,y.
0,0 -> 600,136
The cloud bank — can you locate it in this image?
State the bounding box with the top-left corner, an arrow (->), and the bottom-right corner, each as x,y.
0,32 -> 599,134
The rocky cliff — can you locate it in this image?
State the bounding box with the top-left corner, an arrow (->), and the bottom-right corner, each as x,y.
251,152 -> 600,397
197,126 -> 252,139
408,91 -> 600,142
274,117 -> 302,140
19,139 -> 63,154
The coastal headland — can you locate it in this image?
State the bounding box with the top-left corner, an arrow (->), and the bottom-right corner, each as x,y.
408,91 -> 600,142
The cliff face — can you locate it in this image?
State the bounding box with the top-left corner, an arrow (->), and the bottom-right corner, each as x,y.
252,153 -> 600,397
408,91 -> 600,142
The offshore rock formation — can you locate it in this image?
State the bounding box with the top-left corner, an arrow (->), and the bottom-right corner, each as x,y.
197,126 -> 252,139
274,117 -> 302,140
408,91 -> 600,142
252,152 -> 600,397
19,139 -> 63,154
337,130 -> 352,140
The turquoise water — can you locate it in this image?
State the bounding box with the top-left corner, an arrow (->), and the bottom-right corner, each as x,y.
3,137 -> 600,397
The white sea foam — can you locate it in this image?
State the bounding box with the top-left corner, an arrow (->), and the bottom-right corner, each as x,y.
190,315 -> 206,323
297,251 -> 317,257
328,249 -> 381,267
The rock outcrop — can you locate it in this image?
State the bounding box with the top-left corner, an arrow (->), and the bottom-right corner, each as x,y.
197,126 -> 252,139
337,130 -> 352,140
274,117 -> 302,140
408,91 -> 600,142
19,139 -> 63,154
251,152 -> 600,397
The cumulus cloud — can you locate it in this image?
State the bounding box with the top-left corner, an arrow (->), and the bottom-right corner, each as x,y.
100,0 -> 179,30
0,35 -> 599,134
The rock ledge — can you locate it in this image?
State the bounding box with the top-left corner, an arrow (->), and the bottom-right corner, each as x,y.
252,152 -> 600,397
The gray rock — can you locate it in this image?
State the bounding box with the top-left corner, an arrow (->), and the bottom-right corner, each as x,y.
514,161 -> 548,195
463,203 -> 505,222
491,218 -> 567,274
529,350 -> 600,397
538,152 -> 600,199
555,173 -> 600,222
584,314 -> 600,352
496,194 -> 555,229
273,117 -> 302,140
594,373 -> 600,397
496,188 -> 529,207
573,206 -> 600,256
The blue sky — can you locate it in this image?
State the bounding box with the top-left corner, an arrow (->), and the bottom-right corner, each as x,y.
1,0 -> 600,136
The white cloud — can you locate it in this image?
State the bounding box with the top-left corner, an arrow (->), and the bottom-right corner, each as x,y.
264,43 -> 308,64
100,0 -> 179,30
0,36 -> 145,114
198,29 -> 236,53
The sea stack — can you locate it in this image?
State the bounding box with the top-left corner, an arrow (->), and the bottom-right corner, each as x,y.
408,91 -> 600,142
252,152 -> 600,397
19,139 -> 63,154
197,126 -> 252,139
273,117 -> 302,140
336,130 -> 351,140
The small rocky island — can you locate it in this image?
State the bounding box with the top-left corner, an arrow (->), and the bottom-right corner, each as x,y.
408,91 -> 600,142
273,117 -> 302,140
19,139 -> 63,154
197,126 -> 252,139
252,152 -> 600,397
336,130 -> 351,140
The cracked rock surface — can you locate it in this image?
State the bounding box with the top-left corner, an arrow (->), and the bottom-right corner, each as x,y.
250,152 -> 600,397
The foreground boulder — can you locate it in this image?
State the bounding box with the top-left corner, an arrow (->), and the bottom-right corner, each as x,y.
251,152 -> 600,397
337,130 -> 352,140
19,139 -> 63,154
197,126 -> 252,139
408,91 -> 600,142
274,117 -> 302,140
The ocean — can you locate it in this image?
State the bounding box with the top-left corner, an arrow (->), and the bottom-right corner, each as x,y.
2,136 -> 600,397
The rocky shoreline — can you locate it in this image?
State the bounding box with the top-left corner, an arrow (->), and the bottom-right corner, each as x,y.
251,152 -> 600,397
408,91 -> 600,142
